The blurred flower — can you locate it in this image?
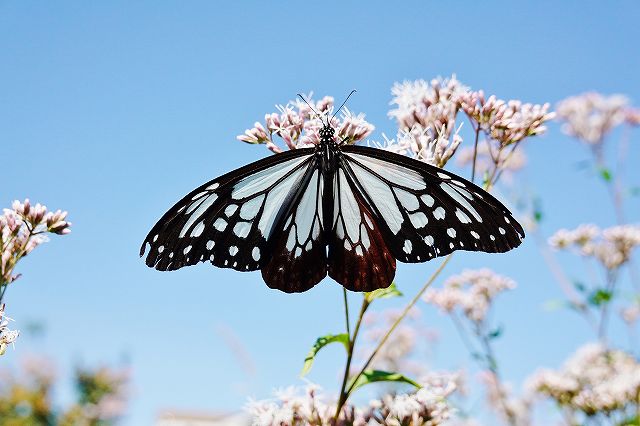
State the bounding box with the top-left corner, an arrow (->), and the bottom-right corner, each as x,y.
556,92 -> 629,145
549,224 -> 640,270
361,307 -> 429,376
424,269 -> 516,323
461,91 -> 554,147
456,142 -> 527,177
620,303 -> 639,325
479,371 -> 532,426
526,343 -> 640,416
246,377 -> 456,426
626,107 -> 640,126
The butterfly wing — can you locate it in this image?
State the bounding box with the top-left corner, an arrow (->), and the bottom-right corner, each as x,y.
326,166 -> 396,292
338,145 -> 525,263
261,165 -> 329,293
140,148 -> 318,274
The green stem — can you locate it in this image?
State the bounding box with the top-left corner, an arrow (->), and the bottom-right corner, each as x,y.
344,255 -> 453,399
334,297 -> 369,422
471,124 -> 481,183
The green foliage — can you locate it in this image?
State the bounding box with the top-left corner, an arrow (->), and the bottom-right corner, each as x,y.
618,416 -> 639,426
588,289 -> 613,306
364,282 -> 402,303
598,166 -> 613,182
0,359 -> 127,426
301,334 -> 349,377
348,370 -> 421,393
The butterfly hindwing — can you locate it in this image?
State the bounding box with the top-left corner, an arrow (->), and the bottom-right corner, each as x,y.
140,149 -> 315,272
327,167 -> 396,292
340,145 -> 524,263
262,166 -> 329,293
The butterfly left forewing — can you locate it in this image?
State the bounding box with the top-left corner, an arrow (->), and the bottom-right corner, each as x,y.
140,149 -> 315,272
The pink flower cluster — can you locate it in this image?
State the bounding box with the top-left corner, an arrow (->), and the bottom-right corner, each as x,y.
556,92 -> 639,145
1,199 -> 71,285
237,94 -> 374,153
423,269 -> 516,323
460,91 -> 554,147
549,224 -> 640,270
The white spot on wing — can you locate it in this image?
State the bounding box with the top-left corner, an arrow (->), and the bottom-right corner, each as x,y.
229,246 -> 238,256
252,247 -> 260,261
437,172 -> 451,179
206,240 -> 215,250
409,212 -> 428,228
190,221 -> 205,237
225,205 -> 238,216
184,246 -> 192,255
233,222 -> 251,238
180,194 -> 218,237
395,188 -> 420,211
424,235 -> 434,246
434,207 -> 446,220
440,182 -> 482,222
403,239 -> 413,254
447,228 -> 456,238
213,218 -> 227,231
455,208 -> 471,224
421,194 -> 435,207
499,227 -> 506,235
239,194 -> 265,220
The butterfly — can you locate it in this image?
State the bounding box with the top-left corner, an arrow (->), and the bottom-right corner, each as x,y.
141,109 -> 524,293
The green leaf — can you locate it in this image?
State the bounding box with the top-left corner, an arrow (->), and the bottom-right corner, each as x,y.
365,282 -> 402,302
598,167 -> 613,182
588,289 -> 613,306
348,369 -> 421,392
301,334 -> 349,377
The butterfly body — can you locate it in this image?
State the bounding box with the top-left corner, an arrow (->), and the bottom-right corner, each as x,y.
141,122 -> 524,293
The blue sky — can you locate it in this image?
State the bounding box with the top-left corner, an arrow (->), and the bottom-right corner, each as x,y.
1,1 -> 639,424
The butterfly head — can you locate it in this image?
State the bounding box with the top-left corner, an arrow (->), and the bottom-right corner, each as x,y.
318,124 -> 335,145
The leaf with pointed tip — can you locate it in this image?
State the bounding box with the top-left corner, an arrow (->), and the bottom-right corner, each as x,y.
365,282 -> 402,303
348,369 -> 421,392
301,334 -> 349,377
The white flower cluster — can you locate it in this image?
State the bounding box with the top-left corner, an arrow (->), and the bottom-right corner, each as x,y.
526,343 -> 640,416
385,76 -> 467,168
423,269 -> 516,323
0,303 -> 19,355
246,377 -> 456,426
549,224 -> 640,270
556,92 -> 630,145
237,94 -> 374,153
460,91 -> 554,147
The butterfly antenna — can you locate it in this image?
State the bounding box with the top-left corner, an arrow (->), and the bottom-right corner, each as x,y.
297,93 -> 327,126
332,89 -> 357,120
